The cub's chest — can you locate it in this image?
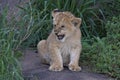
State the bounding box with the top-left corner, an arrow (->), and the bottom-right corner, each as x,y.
60,43 -> 71,54
59,41 -> 78,54
59,43 -> 72,64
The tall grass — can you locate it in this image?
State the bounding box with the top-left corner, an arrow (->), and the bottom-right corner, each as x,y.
18,0 -> 105,46
0,7 -> 24,80
98,0 -> 120,19
0,4 -> 50,79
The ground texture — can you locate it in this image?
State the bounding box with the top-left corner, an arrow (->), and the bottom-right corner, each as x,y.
21,50 -> 113,80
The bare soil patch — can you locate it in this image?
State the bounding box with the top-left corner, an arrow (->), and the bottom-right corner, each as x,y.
21,49 -> 114,80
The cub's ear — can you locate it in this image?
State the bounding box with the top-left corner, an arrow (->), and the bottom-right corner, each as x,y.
71,18 -> 82,28
52,9 -> 62,17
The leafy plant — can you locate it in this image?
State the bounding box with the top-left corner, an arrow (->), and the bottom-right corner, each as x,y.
81,16 -> 120,79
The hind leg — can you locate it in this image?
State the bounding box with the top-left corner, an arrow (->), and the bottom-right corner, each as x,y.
37,40 -> 49,64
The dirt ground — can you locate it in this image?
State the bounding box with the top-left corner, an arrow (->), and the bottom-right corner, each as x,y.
21,49 -> 114,80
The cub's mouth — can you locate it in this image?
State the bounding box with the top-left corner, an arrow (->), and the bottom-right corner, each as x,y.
57,34 -> 65,40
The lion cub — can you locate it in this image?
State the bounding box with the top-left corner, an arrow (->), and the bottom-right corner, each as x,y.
37,9 -> 82,71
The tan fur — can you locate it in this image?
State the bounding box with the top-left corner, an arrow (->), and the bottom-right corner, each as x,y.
37,9 -> 82,71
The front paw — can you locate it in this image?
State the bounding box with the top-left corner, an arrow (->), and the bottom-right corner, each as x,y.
49,64 -> 63,71
69,64 -> 81,71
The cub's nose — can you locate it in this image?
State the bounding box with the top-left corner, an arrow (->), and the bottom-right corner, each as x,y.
55,32 -> 58,36
54,29 -> 58,35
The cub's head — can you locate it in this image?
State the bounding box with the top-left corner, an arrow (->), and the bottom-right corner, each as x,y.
52,9 -> 82,42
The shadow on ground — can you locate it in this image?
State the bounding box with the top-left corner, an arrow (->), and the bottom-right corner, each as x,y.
21,49 -> 114,80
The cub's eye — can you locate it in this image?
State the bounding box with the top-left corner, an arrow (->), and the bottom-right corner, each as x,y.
61,25 -> 65,28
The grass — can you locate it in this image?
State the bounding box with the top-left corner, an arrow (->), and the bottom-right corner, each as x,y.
0,0 -> 119,79
81,16 -> 120,79
0,3 -> 49,79
98,0 -> 120,19
18,0 -> 105,46
0,7 -> 23,80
